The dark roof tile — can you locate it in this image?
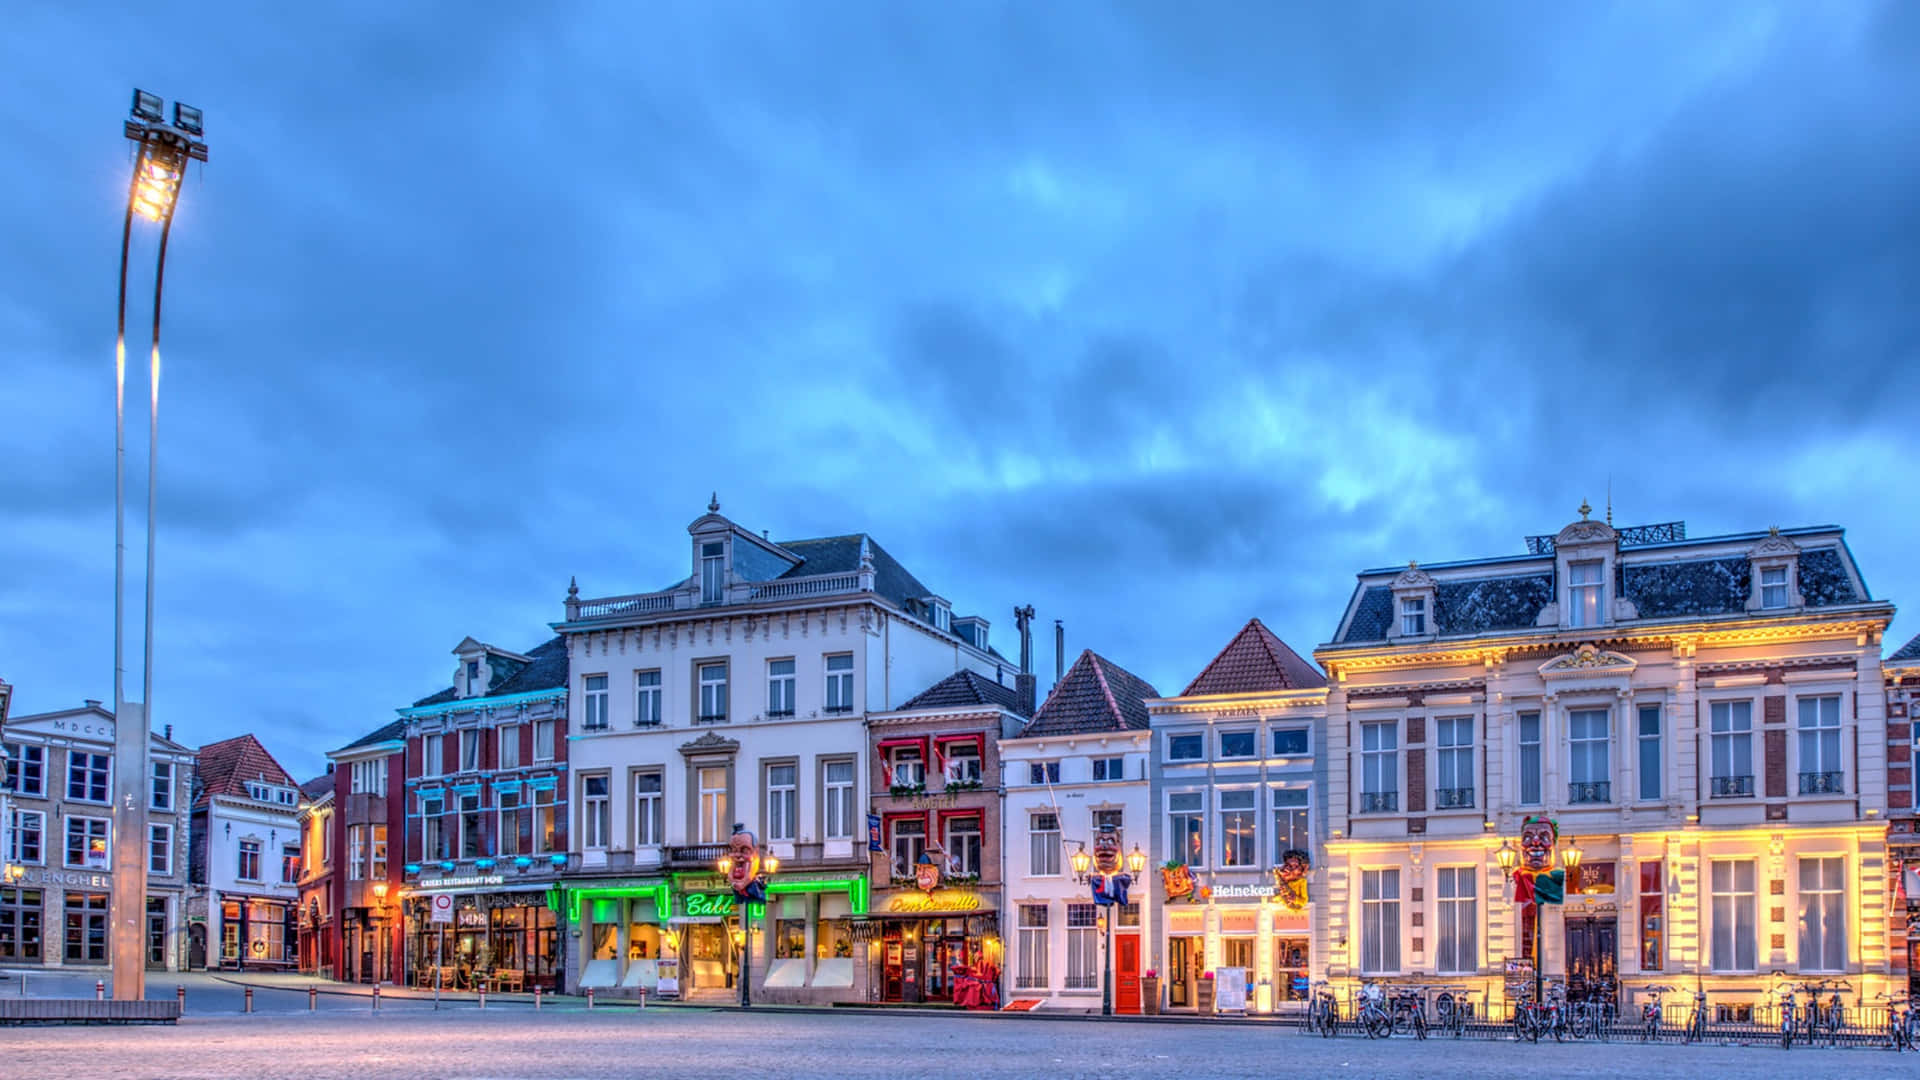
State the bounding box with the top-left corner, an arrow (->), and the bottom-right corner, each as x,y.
1022,651 -> 1160,737
898,670 -> 1029,716
409,636 -> 568,709
1183,619 -> 1325,696
193,734 -> 298,809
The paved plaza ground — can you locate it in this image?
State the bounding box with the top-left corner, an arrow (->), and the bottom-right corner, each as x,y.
5,973 -> 1920,1080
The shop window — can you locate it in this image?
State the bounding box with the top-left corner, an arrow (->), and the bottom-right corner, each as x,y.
0,888 -> 42,961
1639,860 -> 1663,971
65,892 -> 108,963
1016,905 -> 1049,989
816,919 -> 852,961
775,919 -> 807,959
1064,904 -> 1098,989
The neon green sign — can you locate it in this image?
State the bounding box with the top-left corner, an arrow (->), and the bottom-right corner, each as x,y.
685,893 -> 736,917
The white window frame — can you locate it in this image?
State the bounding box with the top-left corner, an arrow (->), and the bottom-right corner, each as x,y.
1090,755 -> 1124,782
370,824 -> 388,880
1218,729 -> 1258,760
1270,786 -> 1310,861
1360,867 -> 1402,974
889,817 -> 926,880
824,654 -> 855,714
4,742 -> 45,797
66,816 -> 110,870
1796,695 -> 1843,793
1360,720 -> 1398,810
459,728 -> 481,771
1064,904 -> 1099,989
1400,595 -> 1426,636
635,671 -> 663,728
1637,704 -> 1662,802
1568,559 -> 1605,628
1217,788 -> 1257,868
629,771 -> 662,848
1016,904 -> 1049,989
699,541 -> 724,604
1517,711 -> 1542,806
1167,790 -> 1204,868
149,760 -> 174,811
1272,727 -> 1311,757
1797,855 -> 1846,973
944,814 -> 982,877
582,775 -> 611,850
697,662 -> 729,723
1028,811 -> 1060,877
1709,858 -> 1757,973
1761,565 -> 1789,609
696,766 -> 728,844
1434,716 -> 1474,808
767,659 -> 796,718
1567,707 -> 1610,802
1026,761 -> 1059,786
496,727 -> 521,771
1165,732 -> 1204,762
583,675 -> 609,732
236,837 -> 262,881
67,751 -> 110,804
1434,865 -> 1477,975
1709,700 -> 1754,796
497,788 -> 523,857
6,808 -> 45,865
457,792 -> 484,858
766,763 -> 797,843
422,736 -> 444,777
148,822 -> 173,876
533,719 -> 556,762
890,747 -> 926,788
823,759 -> 855,840
347,825 -> 366,881
942,742 -> 983,785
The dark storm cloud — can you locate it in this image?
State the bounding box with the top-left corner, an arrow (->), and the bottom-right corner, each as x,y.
4,2 -> 1917,774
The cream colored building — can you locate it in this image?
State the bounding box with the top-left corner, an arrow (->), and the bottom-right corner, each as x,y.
1315,511 -> 1895,1018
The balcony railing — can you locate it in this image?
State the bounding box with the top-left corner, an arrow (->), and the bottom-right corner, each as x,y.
823,705 -> 855,716
1711,775 -> 1755,798
695,714 -> 728,725
662,841 -> 861,870
1568,780 -> 1611,805
744,573 -> 862,602
567,569 -> 876,625
1799,770 -> 1845,795
1435,787 -> 1475,810
573,591 -> 681,619
1359,791 -> 1398,813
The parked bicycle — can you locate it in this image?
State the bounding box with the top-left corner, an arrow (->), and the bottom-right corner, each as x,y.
1776,981 -> 1799,1050
1389,987 -> 1429,1040
1640,985 -> 1675,1042
1434,989 -> 1473,1039
1306,980 -> 1340,1038
1683,987 -> 1708,1044
1800,979 -> 1848,1047
1880,992 -> 1915,1051
1355,981 -> 1392,1040
1568,992 -> 1616,1041
1514,981 -> 1568,1043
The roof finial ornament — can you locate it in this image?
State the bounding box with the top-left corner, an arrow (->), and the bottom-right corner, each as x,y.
1408,559 -> 1418,571
1579,498 -> 1592,522
567,576 -> 578,600
1769,525 -> 1781,537
708,492 -> 720,514
858,535 -> 874,570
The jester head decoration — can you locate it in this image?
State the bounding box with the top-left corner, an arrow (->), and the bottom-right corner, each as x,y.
1093,825 -> 1123,877
915,851 -> 942,893
1520,815 -> 1559,873
1161,861 -> 1195,902
1272,849 -> 1311,911
725,823 -> 761,896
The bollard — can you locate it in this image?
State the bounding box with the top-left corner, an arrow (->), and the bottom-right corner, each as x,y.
95,980 -> 105,1001
371,983 -> 381,1012
177,984 -> 186,1015
244,986 -> 254,1014
586,986 -> 595,1010
478,985 -> 487,1010
309,985 -> 317,1011
534,985 -> 542,1011
638,986 -> 646,1011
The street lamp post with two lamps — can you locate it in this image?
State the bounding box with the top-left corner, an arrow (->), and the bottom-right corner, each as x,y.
1071,824 -> 1148,1016
719,824 -> 778,1008
1497,823 -> 1581,1007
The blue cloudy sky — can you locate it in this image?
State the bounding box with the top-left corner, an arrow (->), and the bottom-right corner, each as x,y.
4,3 -> 1916,778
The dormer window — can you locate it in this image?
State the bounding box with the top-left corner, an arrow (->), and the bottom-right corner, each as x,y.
1400,597 -> 1426,636
700,542 -> 725,604
1568,560 -> 1606,628
1761,566 -> 1788,609
466,660 -> 479,682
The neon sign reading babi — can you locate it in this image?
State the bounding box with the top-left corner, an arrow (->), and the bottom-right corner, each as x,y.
685,893 -> 737,917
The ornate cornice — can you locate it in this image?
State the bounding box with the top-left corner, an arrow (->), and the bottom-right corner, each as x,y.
678,730 -> 740,757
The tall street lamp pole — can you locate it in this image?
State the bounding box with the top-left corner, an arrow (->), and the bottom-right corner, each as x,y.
111,89 -> 207,1001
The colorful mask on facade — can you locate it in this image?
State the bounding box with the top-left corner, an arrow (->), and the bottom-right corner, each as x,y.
915,851 -> 942,893
1272,848 -> 1311,911
1093,826 -> 1122,876
1519,816 -> 1558,873
1161,861 -> 1195,902
726,824 -> 761,896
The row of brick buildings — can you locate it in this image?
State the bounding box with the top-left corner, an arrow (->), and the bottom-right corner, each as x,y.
10,500 -> 1920,1017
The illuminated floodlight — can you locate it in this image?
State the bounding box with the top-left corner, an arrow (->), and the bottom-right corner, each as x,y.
132,89 -> 163,123
173,102 -> 203,136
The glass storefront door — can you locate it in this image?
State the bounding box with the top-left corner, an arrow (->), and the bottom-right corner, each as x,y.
1168,936 -> 1201,1009
688,922 -> 735,994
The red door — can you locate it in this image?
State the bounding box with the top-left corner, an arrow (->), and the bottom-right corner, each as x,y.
1115,934 -> 1141,1014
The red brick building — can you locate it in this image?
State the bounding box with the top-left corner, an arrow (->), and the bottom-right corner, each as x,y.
397,636 -> 570,991
1886,633 -> 1920,993
316,720 -> 407,983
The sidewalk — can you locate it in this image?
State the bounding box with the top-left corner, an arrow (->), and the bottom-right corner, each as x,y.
208,971 -> 1298,1025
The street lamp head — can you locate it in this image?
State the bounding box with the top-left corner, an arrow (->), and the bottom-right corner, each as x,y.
1125,845 -> 1147,875
1,863 -> 22,885
1069,845 -> 1092,878
1495,839 -> 1518,873
1561,840 -> 1584,872
372,882 -> 389,902
131,89 -> 164,123
761,853 -> 779,876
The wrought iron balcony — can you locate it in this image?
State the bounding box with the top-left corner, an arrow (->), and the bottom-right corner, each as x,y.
766,709 -> 795,719
1567,780 -> 1611,804
1359,791 -> 1398,813
1711,774 -> 1755,798
1798,771 -> 1845,795
1435,787 -> 1475,810
694,714 -> 729,725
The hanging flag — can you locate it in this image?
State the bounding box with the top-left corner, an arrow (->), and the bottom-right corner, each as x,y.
867,814 -> 884,852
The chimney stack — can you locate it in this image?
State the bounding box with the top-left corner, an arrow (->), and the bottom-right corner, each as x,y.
84,698 -> 102,709
1054,620 -> 1065,681
1013,605 -> 1037,716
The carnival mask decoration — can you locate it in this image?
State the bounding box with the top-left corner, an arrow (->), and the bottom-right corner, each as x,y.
1093,827 -> 1122,877
915,851 -> 942,893
1161,861 -> 1196,902
1272,848 -> 1311,911
1519,815 -> 1558,873
725,823 -> 766,902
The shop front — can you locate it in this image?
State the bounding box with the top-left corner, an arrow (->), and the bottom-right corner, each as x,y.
219,894 -> 296,969
669,871 -> 868,1005
870,885 -> 1000,1004
405,876 -> 560,992
0,868 -> 184,970
1160,877 -> 1312,1014
563,877 -> 672,997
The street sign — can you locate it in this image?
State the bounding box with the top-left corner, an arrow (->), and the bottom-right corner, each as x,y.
429,893 -> 453,924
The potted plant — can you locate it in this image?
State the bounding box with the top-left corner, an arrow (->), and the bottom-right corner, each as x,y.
1197,970 -> 1217,1015
1141,968 -> 1162,1015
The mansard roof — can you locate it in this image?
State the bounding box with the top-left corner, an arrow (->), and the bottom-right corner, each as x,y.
409,636 -> 569,708
897,670 -> 1029,716
1182,618 -> 1326,696
1020,650 -> 1160,738
1891,633 -> 1920,664
1329,523 -> 1872,647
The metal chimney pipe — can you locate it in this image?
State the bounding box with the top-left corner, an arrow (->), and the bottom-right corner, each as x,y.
1054,620 -> 1064,681
1014,605 -> 1035,674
